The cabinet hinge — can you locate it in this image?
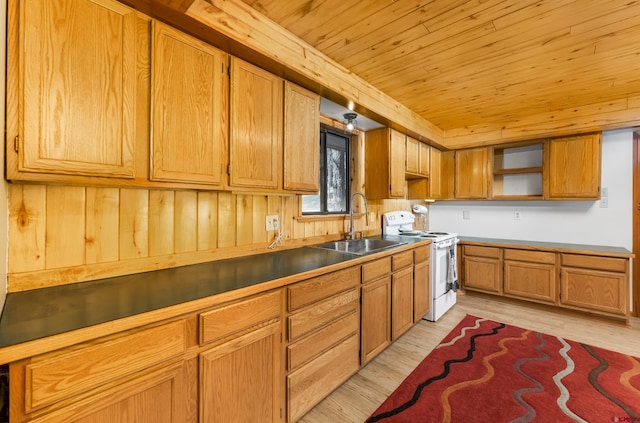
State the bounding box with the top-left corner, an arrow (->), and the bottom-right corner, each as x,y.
280,332 -> 283,343
14,135 -> 18,153
280,408 -> 283,419
227,164 -> 231,175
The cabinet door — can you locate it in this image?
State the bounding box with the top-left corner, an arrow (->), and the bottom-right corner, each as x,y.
546,133 -> 601,199
13,0 -> 137,178
361,277 -> 391,365
406,136 -> 420,174
504,261 -> 556,304
392,267 -> 414,340
429,147 -> 442,198
230,58 -> 283,189
283,82 -> 320,192
200,322 -> 282,423
390,130 -> 407,197
150,21 -> 227,185
560,268 -> 627,316
455,147 -> 489,199
419,142 -> 430,176
463,256 -> 502,294
413,260 -> 430,321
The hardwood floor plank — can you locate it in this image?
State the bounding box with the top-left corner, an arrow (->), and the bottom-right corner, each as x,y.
298,293 -> 640,422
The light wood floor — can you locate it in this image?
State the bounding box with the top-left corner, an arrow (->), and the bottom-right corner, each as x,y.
299,292 -> 640,423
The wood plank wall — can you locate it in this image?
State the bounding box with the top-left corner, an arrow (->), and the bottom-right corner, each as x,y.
7,123 -> 413,292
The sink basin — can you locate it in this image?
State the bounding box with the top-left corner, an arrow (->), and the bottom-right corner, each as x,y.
311,238 -> 406,255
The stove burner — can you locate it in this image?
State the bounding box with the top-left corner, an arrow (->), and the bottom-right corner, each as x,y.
427,232 -> 450,235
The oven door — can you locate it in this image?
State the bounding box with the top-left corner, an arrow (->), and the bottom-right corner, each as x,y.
432,238 -> 457,297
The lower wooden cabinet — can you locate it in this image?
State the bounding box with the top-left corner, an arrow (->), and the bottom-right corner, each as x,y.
462,245 -> 503,294
503,249 -> 557,304
560,254 -> 628,317
413,258 -> 431,321
200,322 -> 282,423
360,276 -> 391,365
460,242 -> 631,319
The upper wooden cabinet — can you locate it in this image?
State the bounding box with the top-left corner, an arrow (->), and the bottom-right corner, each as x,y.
150,21 -> 227,186
7,0 -> 141,180
229,57 -> 283,189
365,128 -> 406,199
283,82 -> 320,192
455,147 -> 490,199
545,133 -> 601,199
405,136 -> 430,177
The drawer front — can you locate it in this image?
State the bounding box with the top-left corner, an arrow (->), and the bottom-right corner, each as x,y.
413,245 -> 430,264
25,320 -> 186,412
287,309 -> 358,371
392,250 -> 413,272
200,290 -> 281,345
561,254 -> 627,273
504,249 -> 556,264
463,245 -> 501,259
288,288 -> 359,342
287,333 -> 359,422
362,257 -> 391,283
288,266 -> 360,311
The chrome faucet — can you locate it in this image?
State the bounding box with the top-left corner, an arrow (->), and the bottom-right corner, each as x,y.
348,192 -> 369,239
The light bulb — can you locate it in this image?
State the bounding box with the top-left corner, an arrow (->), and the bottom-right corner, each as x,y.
347,122 -> 354,131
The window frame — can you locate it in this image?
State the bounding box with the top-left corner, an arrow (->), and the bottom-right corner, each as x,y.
301,125 -> 351,215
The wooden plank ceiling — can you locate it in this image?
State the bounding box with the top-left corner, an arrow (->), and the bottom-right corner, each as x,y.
236,0 -> 640,134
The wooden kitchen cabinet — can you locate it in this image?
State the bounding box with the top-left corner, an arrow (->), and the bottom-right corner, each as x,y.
360,257 -> 392,364
462,245 -> 503,294
283,82 -> 320,192
365,128 -> 406,199
391,251 -> 414,340
560,254 -> 628,317
428,148 -> 455,200
546,133 -> 601,199
503,249 -> 557,304
286,267 -> 360,422
6,0 -> 141,180
200,322 -> 282,423
150,21 -> 227,186
229,57 -> 283,189
455,147 -> 490,199
199,290 -> 283,423
419,142 -> 431,176
413,246 -> 431,321
406,136 -> 420,174
9,320 -> 194,422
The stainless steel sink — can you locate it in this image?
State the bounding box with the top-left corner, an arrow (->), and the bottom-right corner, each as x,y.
311,238 -> 406,255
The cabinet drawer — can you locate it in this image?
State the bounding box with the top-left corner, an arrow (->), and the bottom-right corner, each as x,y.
392,250 -> 413,271
362,257 -> 391,283
25,320 -> 186,412
287,309 -> 358,371
504,249 -> 556,264
288,288 -> 359,342
200,290 -> 281,345
464,245 -> 501,259
414,245 -> 430,264
561,254 -> 627,273
287,333 -> 359,422
288,266 -> 359,311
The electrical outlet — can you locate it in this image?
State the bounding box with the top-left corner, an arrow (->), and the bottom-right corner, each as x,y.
266,215 -> 279,231
463,210 -> 471,220
514,211 -> 522,220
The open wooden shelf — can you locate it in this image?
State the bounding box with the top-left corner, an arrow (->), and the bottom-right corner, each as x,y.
493,166 -> 543,175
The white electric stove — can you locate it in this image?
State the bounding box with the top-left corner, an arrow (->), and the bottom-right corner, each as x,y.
382,211 -> 458,321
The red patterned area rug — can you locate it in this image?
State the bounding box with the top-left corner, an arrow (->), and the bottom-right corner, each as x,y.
366,314 -> 640,423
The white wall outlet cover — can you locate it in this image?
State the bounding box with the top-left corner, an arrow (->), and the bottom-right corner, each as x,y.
462,210 -> 471,220
266,215 -> 279,231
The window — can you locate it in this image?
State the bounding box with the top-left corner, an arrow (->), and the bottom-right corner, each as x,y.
302,126 -> 350,214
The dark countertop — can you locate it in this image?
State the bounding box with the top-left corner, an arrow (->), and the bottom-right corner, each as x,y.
458,236 -> 633,256
0,235 -> 426,350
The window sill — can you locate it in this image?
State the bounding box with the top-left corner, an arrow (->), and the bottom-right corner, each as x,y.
295,213 -> 365,223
